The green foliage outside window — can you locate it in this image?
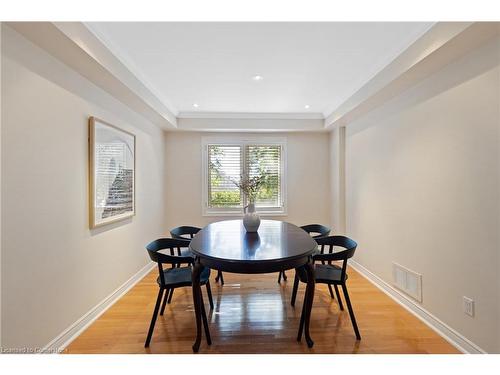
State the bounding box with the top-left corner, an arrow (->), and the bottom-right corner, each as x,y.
210,191 -> 241,206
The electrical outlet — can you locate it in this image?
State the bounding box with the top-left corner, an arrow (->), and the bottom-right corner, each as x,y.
463,296 -> 474,317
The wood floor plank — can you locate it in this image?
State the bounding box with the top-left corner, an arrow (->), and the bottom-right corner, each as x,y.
65,267 -> 459,354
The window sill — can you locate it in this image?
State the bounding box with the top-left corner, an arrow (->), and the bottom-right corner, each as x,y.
202,209 -> 287,217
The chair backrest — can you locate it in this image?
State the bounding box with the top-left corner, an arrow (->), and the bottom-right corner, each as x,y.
313,236 -> 357,280
170,225 -> 201,240
146,238 -> 193,286
300,224 -> 331,239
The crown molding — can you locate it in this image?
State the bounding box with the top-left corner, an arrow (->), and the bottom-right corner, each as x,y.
5,22 -> 177,130
176,117 -> 326,132
178,111 -> 324,120
321,22 -> 435,119
324,22 -> 500,129
9,22 -> 496,133
83,22 -> 179,117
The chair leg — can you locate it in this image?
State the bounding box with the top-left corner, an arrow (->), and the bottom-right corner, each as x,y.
342,284 -> 361,340
205,281 -> 214,310
277,270 -> 288,283
215,270 -> 224,285
200,293 -> 212,345
145,288 -> 164,347
327,284 -> 335,299
334,284 -> 344,310
159,288 -> 169,315
167,288 -> 174,304
290,273 -> 299,306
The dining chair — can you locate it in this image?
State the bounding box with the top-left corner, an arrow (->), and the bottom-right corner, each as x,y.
277,224 -> 331,283
144,238 -> 214,347
294,235 -> 361,340
170,225 -> 225,285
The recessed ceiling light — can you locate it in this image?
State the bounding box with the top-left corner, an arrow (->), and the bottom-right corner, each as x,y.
193,103 -> 199,108
252,75 -> 263,81
304,104 -> 310,109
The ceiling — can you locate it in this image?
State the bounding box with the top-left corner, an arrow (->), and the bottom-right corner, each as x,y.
85,22 -> 433,118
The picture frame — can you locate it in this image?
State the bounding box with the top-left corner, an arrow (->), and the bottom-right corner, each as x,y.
89,117 -> 136,228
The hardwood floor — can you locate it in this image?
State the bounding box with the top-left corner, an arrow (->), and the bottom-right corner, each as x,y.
66,267 -> 459,354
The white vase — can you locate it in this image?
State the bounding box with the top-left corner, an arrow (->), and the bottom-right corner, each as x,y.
243,202 -> 260,232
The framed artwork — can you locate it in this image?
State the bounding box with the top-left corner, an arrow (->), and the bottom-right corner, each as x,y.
89,117 -> 136,228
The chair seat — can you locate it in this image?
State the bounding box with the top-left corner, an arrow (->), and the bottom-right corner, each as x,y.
314,264 -> 347,284
157,266 -> 210,288
159,248 -> 194,260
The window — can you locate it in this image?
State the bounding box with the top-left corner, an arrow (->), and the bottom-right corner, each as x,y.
202,137 -> 286,215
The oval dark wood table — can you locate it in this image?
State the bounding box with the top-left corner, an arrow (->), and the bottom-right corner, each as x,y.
189,219 -> 318,352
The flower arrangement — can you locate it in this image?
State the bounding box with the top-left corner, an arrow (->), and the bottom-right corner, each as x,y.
232,173 -> 268,203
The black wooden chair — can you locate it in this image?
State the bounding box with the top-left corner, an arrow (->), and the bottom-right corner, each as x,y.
144,238 -> 214,347
170,225 -> 225,285
278,224 -> 331,283
170,225 -> 200,240
294,235 -> 361,340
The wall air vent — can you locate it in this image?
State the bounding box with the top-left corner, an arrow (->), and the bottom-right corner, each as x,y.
392,263 -> 423,302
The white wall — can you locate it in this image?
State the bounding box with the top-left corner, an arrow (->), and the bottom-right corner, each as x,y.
164,131 -> 331,230
340,37 -> 500,352
329,126 -> 346,233
1,26 -> 167,349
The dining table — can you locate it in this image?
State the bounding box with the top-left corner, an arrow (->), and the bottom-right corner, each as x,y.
189,219 -> 318,352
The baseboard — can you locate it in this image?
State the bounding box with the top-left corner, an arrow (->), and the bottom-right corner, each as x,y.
41,261 -> 156,353
349,260 -> 487,354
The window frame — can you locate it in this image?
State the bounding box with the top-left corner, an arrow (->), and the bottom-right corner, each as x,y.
202,136 -> 287,217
